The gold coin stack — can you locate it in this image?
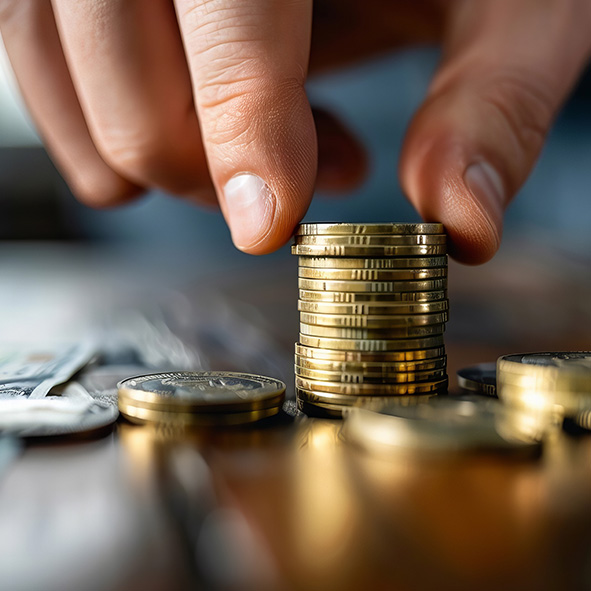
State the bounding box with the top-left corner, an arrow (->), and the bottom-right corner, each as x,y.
292,223 -> 449,417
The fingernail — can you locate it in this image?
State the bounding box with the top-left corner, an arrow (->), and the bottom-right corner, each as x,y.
223,174 -> 275,251
464,161 -> 505,239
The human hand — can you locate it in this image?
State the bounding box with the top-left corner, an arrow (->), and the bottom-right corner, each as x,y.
1,0 -> 589,262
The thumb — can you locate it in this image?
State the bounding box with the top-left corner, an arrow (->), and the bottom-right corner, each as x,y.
175,0 -> 315,254
400,0 -> 591,264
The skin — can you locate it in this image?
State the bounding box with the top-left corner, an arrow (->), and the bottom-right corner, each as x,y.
0,0 -> 590,263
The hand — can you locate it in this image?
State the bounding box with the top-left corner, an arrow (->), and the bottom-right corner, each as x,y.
1,1 -> 589,262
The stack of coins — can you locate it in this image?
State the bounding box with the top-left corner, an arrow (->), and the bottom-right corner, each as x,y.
292,223 -> 449,417
118,371 -> 286,426
497,353 -> 591,423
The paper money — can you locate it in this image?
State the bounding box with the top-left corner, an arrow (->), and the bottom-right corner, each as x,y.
0,342 -> 95,400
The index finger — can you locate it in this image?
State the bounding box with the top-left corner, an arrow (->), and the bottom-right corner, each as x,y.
174,0 -> 316,254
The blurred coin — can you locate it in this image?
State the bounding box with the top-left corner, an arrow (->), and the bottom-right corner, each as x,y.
342,397 -> 542,453
299,311 -> 448,328
299,334 -> 445,352
295,353 -> 447,374
295,343 -> 446,362
299,322 -> 444,340
298,266 -> 447,281
295,375 -> 448,395
457,363 -> 497,397
295,234 -> 446,246
298,256 -> 447,269
296,222 -> 445,235
118,371 -> 285,413
299,289 -> 447,303
296,386 -> 442,406
295,364 -> 446,384
297,299 -> 449,316
292,244 -> 447,257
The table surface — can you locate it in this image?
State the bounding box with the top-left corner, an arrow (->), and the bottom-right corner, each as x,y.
1,238 -> 591,591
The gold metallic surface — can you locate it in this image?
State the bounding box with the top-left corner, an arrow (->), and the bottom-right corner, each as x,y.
299,321 -> 445,339
297,299 -> 449,316
299,289 -> 447,303
298,266 -> 447,281
295,375 -> 449,395
295,343 -> 446,362
296,222 -> 445,235
295,353 -> 447,374
298,277 -> 447,293
295,364 -> 447,384
118,400 -> 281,426
292,244 -> 447,257
298,255 -> 447,269
299,311 -> 448,328
299,334 -> 445,352
295,234 -> 446,246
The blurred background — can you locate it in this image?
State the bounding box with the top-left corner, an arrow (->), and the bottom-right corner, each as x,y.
2,41 -> 591,264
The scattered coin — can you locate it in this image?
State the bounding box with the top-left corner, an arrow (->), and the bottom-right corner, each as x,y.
457,363 -> 497,397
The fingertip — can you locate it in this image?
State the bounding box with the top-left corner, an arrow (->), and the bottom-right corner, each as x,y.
400,131 -> 503,265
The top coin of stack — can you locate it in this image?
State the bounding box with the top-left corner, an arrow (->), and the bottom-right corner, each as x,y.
292,223 -> 449,418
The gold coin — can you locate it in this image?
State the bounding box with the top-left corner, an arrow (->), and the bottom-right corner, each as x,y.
295,353 -> 447,374
299,334 -> 445,351
297,299 -> 449,316
299,289 -> 447,303
298,266 -> 447,281
297,387 -> 442,406
295,343 -> 446,362
294,364 -> 447,384
299,311 -> 448,328
118,400 -> 281,426
298,256 -> 447,269
296,392 -> 440,418
296,222 -> 445,236
298,277 -> 447,293
295,234 -> 446,246
291,244 -> 447,257
296,376 -> 448,396
299,321 -> 445,339
497,353 -> 591,391
118,388 -> 284,414
118,371 -> 285,413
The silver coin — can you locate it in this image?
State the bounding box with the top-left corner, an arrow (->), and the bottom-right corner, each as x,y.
457,363 -> 497,397
118,371 -> 286,411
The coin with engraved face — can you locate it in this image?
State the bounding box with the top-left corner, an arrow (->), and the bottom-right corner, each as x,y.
118,372 -> 286,413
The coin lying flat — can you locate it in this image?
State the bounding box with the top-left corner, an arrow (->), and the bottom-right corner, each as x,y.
295,364 -> 446,384
457,363 -> 497,397
298,277 -> 447,293
295,234 -> 446,246
298,266 -> 447,281
118,372 -> 285,414
299,334 -> 445,352
297,299 -> 449,316
292,244 -> 447,257
295,343 -> 446,363
299,311 -> 448,329
298,256 -> 447,269
296,223 -> 445,236
299,321 -> 444,340
342,397 -> 542,453
118,401 -> 280,426
295,353 -> 447,374
295,375 -> 448,395
299,289 -> 447,303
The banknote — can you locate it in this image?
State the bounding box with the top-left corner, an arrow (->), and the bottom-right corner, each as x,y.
0,342 -> 95,400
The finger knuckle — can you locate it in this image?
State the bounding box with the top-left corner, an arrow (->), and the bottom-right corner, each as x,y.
478,68 -> 556,156
202,77 -> 306,151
